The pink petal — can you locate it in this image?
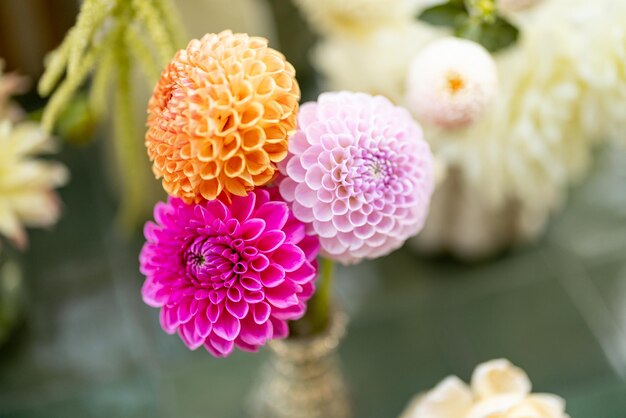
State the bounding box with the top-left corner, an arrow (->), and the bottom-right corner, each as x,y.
230,192 -> 256,222
205,334 -> 235,357
270,317 -> 289,339
241,219 -> 266,241
250,254 -> 270,271
213,311 -> 241,341
239,316 -> 272,346
226,297 -> 249,319
272,244 -> 305,272
235,339 -> 260,353
257,231 -> 286,253
298,235 -> 320,262
254,202 -> 289,230
243,290 -> 265,303
240,274 -> 262,291
195,307 -> 212,338
205,199 -> 229,221
253,301 -> 272,324
265,282 -> 299,308
260,263 -> 286,288
288,261 -> 316,284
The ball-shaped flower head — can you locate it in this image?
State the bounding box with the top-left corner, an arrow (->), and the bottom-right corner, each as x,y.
139,188 -> 320,357
406,37 -> 498,129
146,30 -> 300,203
278,92 -> 434,264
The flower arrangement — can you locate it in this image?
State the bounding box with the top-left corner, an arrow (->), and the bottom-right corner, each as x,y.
296,0 -> 626,258
400,359 -> 570,418
139,30 -> 434,357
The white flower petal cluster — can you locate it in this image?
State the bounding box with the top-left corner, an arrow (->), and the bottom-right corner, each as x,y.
293,0 -> 422,36
0,121 -> 68,248
400,359 -> 570,418
314,24 -> 438,103
406,37 -> 498,129
313,0 -> 626,214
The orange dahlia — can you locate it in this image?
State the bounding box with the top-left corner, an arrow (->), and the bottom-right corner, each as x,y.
146,31 -> 300,202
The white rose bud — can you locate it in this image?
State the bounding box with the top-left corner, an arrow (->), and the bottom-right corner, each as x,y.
400,376 -> 473,418
406,37 -> 498,129
471,359 -> 532,400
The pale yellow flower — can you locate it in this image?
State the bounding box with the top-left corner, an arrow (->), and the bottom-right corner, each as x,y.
400,359 -> 569,418
0,121 -> 68,248
294,0 -> 420,36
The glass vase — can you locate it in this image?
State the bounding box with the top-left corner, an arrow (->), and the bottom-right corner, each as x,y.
250,310 -> 351,418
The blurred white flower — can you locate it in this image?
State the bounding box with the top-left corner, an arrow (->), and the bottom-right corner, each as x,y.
406,37 -> 498,129
400,376 -> 472,418
466,394 -> 568,418
471,359 -> 531,400
498,0 -> 545,12
0,61 -> 28,122
314,23 -> 438,103
400,359 -> 569,418
0,121 -> 69,248
294,0 -> 420,36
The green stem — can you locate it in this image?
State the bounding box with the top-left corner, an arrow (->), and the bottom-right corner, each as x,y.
289,257 -> 334,337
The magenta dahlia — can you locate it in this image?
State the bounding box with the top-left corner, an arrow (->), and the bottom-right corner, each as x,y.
139,188 -> 319,357
278,92 -> 434,264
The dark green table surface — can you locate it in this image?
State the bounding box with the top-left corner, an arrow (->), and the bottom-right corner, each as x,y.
1,139 -> 625,418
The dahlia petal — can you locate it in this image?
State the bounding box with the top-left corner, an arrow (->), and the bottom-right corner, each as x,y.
283,219 -> 306,243
241,218 -> 266,241
179,321 -> 204,350
265,282 -> 299,308
230,192 -> 256,221
294,183 -> 318,208
254,202 -> 289,230
214,311 -> 241,341
278,178 -> 297,201
206,334 -> 235,357
250,254 -> 270,271
235,339 -> 259,353
286,157 -> 306,182
272,303 -> 306,320
256,230 -> 287,252
142,280 -> 167,307
195,308 -> 213,338
207,303 -> 222,323
205,199 -> 229,221
243,290 -> 265,303
159,307 -> 178,334
272,244 -> 306,272
253,301 -> 272,324
260,263 -> 286,287
288,261 -> 317,284
239,316 -> 272,346
227,286 -> 242,302
297,102 -> 318,128
177,297 -> 195,324
312,202 -> 333,222
240,274 -> 263,291
298,235 -> 321,262
313,220 -> 338,238
270,317 -> 289,339
226,297 -> 249,319
292,201 -> 315,223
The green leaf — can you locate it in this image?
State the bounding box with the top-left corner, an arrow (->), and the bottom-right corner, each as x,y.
418,2 -> 467,28
454,16 -> 519,52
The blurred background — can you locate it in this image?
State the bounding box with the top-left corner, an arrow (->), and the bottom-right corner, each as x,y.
1,0 -> 626,417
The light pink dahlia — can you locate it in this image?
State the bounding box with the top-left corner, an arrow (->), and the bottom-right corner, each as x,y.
139,188 -> 319,357
278,92 -> 434,264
